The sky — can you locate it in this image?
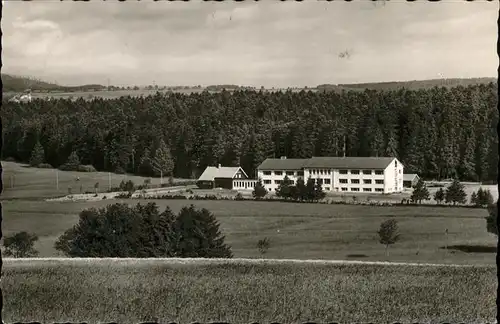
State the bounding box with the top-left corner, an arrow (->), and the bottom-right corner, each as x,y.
2,0 -> 498,88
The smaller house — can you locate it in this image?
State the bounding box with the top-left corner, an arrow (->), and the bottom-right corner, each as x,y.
403,174 -> 420,188
197,164 -> 249,189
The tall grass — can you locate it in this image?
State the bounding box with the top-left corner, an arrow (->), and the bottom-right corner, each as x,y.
3,259 -> 495,323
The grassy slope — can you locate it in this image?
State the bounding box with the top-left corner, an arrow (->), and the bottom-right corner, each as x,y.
1,161 -> 191,200
3,258 -> 495,323
3,198 -> 495,263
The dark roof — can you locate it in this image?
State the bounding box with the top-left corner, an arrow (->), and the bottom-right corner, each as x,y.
257,158 -> 309,170
305,157 -> 396,170
403,174 -> 419,181
258,157 -> 397,171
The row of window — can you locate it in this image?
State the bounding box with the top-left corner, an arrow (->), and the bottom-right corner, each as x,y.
339,179 -> 384,184
341,187 -> 384,192
263,171 -> 305,176
234,181 -> 256,187
262,169 -> 384,176
339,169 -> 384,175
309,169 -> 331,175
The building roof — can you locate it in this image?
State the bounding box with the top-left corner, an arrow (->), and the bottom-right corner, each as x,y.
403,174 -> 419,181
198,166 -> 246,181
257,158 -> 310,170
258,157 -> 399,171
305,157 -> 396,170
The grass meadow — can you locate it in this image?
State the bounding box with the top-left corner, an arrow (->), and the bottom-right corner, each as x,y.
1,161 -> 191,200
3,258 -> 495,323
2,198 -> 496,264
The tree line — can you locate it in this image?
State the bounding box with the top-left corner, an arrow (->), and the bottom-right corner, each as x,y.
3,83 -> 497,181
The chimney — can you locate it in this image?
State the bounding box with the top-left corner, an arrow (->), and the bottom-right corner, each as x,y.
218,164 -> 221,169
280,156 -> 287,160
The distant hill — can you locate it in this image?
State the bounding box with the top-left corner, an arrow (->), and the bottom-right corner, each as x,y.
2,74 -> 106,93
316,77 -> 497,92
3,73 -> 497,98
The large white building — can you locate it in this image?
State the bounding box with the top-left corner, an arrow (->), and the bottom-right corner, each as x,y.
257,156 -> 404,194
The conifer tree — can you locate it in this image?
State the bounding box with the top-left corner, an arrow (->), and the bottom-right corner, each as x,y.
29,141 -> 45,167
445,179 -> 467,205
305,177 -> 316,202
139,147 -> 154,176
434,188 -> 445,204
170,205 -> 232,258
152,139 -> 174,177
294,177 -> 307,201
276,175 -> 292,200
314,179 -> 326,201
410,178 -> 430,204
470,191 -> 478,206
252,179 -> 267,199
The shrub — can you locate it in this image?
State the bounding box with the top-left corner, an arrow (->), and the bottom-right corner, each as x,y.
37,163 -> 53,169
257,237 -> 271,255
234,193 -> 244,200
119,180 -> 135,193
77,165 -> 97,172
116,192 -> 132,199
4,231 -> 39,257
55,203 -> 176,257
486,202 -> 497,235
115,167 -> 126,174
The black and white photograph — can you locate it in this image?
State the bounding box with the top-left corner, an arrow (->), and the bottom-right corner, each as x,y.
1,0 -> 498,322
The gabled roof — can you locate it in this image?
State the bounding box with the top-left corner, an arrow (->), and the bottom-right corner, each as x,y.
198,166 -> 247,181
305,157 -> 396,170
257,158 -> 309,171
403,174 -> 419,181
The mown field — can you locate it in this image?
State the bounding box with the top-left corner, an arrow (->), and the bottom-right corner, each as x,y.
1,161 -> 192,200
3,258 -> 495,323
3,198 -> 495,264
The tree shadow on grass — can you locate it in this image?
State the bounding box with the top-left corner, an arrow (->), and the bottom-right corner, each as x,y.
440,245 -> 497,253
346,254 -> 368,258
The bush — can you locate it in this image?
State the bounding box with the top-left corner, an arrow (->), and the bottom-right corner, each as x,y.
234,193 -> 244,200
54,202 -> 232,258
119,180 -> 135,193
115,167 -> 126,174
55,203 -> 176,257
116,192 -> 132,199
59,164 -> 77,171
37,163 -> 53,169
77,165 -> 97,172
4,157 -> 16,162
257,237 -> 271,255
486,203 -> 497,235
4,231 -> 39,257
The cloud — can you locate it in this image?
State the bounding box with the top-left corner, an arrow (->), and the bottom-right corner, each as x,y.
2,1 -> 498,87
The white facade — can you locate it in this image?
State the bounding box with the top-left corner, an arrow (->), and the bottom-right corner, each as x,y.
232,179 -> 258,190
258,158 -> 404,194
257,169 -> 305,193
